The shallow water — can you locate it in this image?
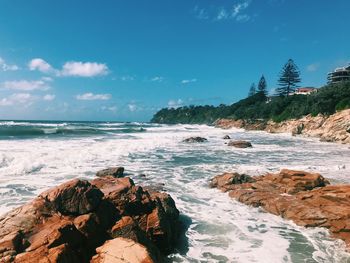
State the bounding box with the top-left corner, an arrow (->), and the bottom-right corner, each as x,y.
0,121 -> 350,262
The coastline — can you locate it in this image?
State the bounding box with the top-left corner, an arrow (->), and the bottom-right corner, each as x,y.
215,109 -> 350,144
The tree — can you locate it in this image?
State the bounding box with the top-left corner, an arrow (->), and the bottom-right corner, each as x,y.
248,83 -> 256,97
277,59 -> 301,97
257,75 -> 267,96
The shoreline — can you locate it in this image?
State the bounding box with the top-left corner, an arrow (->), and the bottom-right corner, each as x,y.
215,109 -> 350,144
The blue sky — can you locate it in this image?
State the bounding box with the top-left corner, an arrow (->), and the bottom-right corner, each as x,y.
0,0 -> 349,121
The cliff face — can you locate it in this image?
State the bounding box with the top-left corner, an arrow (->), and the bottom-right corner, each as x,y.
216,109 -> 350,144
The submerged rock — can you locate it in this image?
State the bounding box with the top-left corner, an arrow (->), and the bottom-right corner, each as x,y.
0,173 -> 182,262
227,140 -> 252,148
210,169 -> 350,248
183,137 -> 208,143
96,167 -> 124,178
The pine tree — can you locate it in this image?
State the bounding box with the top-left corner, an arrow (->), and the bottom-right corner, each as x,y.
257,75 -> 267,96
248,83 -> 256,97
277,59 -> 301,96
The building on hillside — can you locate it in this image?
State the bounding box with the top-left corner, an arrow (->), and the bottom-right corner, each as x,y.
327,65 -> 350,84
294,87 -> 318,95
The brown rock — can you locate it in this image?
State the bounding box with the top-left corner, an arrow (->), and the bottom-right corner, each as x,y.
227,140 -> 252,148
96,167 -> 124,178
40,179 -> 104,215
0,174 -> 182,262
91,238 -> 158,263
211,169 -> 350,248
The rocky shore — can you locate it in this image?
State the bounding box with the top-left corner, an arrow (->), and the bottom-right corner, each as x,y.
215,109 -> 350,144
210,169 -> 350,248
0,170 -> 183,262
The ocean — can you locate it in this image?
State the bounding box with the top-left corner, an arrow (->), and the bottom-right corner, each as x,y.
0,120 -> 350,262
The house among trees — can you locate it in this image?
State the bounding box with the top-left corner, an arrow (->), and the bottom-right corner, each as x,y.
327,64 -> 350,84
294,87 -> 318,95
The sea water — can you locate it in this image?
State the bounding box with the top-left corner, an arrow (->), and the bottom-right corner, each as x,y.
0,120 -> 350,263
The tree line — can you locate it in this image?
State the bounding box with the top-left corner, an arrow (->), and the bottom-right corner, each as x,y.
248,59 -> 301,98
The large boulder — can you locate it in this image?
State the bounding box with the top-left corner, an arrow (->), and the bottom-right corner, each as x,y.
96,167 -> 124,178
40,179 -> 104,215
227,140 -> 252,148
91,238 -> 158,263
210,169 -> 350,247
182,137 -> 207,143
0,175 -> 182,262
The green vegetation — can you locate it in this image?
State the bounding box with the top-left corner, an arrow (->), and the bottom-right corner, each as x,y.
151,81 -> 350,124
276,59 -> 301,97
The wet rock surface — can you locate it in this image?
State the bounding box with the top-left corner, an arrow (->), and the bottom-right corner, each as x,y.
0,173 -> 182,262
182,137 -> 208,143
227,140 -> 252,148
96,167 -> 124,178
210,169 -> 350,247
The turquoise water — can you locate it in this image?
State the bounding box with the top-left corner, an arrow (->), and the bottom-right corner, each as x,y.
0,120 -> 350,262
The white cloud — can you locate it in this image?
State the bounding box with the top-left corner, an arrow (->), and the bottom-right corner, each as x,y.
28,58 -> 109,77
28,58 -> 57,74
0,57 -> 19,71
181,78 -> 197,84
61,61 -> 108,77
3,79 -> 51,91
215,0 -> 252,22
150,76 -> 164,82
307,63 -> 320,72
76,93 -> 111,101
0,93 -> 34,106
194,6 -> 209,20
43,94 -> 55,101
120,75 -> 135,81
168,99 -> 183,109
128,104 -> 137,112
101,105 -> 117,112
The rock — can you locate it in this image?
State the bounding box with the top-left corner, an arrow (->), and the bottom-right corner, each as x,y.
96,167 -> 124,178
210,172 -> 255,191
210,169 -> 350,247
91,238 -> 158,263
182,137 -> 207,143
227,140 -> 252,148
216,109 -> 350,145
0,174 -> 182,262
223,135 -> 231,139
40,179 -> 104,215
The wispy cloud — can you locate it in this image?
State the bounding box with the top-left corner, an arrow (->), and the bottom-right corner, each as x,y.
28,58 -> 109,77
150,76 -> 164,82
195,0 -> 253,23
128,103 -> 138,112
101,105 -> 117,113
2,78 -> 51,91
216,0 -> 252,22
76,93 -> 111,101
120,75 -> 135,81
306,63 -> 320,72
0,93 -> 35,107
193,6 -> 209,20
168,99 -> 183,109
181,78 -> 197,84
43,94 -> 56,101
0,57 -> 19,71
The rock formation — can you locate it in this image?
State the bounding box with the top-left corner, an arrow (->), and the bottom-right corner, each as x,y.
210,169 -> 350,247
227,140 -> 252,148
182,137 -> 208,143
0,175 -> 182,262
96,167 -> 124,178
215,109 -> 350,144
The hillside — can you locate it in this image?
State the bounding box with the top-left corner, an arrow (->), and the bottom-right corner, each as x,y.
151,82 -> 350,124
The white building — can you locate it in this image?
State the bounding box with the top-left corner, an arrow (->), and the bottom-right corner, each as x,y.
327,65 -> 350,84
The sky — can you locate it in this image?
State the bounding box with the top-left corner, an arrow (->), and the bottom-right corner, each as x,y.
0,0 -> 349,121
